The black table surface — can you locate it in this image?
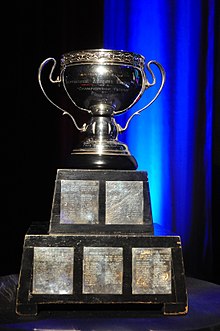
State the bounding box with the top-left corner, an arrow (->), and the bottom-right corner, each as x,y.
0,274 -> 220,331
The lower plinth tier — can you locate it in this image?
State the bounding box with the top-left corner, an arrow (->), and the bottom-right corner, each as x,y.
16,224 -> 188,316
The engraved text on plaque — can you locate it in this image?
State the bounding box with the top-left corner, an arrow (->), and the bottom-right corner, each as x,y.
132,247 -> 172,294
106,181 -> 143,224
32,247 -> 74,294
60,180 -> 99,224
83,247 -> 123,294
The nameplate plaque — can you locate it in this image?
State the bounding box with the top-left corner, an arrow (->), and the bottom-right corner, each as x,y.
132,247 -> 172,294
60,180 -> 99,224
32,247 -> 74,294
106,181 -> 143,225
83,247 -> 123,294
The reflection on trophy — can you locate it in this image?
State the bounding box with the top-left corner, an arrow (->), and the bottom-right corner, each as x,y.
38,49 -> 165,169
16,49 -> 187,316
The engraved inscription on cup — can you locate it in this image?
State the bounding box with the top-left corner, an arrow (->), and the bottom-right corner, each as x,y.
132,248 -> 172,294
32,247 -> 74,295
83,247 -> 123,294
63,63 -> 143,112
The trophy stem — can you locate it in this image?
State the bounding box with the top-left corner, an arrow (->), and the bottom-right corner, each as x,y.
64,115 -> 138,169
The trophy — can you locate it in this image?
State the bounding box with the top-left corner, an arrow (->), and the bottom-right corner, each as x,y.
38,49 -> 165,169
16,49 -> 187,316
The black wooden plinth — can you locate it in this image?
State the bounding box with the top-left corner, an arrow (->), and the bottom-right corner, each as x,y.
16,168 -> 188,316
65,154 -> 138,170
49,169 -> 154,235
16,225 -> 188,316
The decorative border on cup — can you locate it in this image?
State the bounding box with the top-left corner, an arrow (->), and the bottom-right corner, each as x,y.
61,49 -> 145,69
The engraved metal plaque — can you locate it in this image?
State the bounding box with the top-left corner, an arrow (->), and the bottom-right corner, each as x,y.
106,181 -> 143,224
60,180 -> 99,224
83,247 -> 123,294
32,247 -> 74,294
132,248 -> 172,294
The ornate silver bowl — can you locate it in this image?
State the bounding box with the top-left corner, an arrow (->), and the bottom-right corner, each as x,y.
38,49 -> 165,169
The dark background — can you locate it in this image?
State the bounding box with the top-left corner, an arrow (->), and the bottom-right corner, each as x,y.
1,0 -> 104,276
1,1 -> 220,286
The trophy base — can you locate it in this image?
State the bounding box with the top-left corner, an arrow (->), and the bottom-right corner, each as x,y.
16,224 -> 188,316
65,154 -> 138,170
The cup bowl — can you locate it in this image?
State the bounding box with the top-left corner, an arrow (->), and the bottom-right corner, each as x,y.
61,49 -> 146,115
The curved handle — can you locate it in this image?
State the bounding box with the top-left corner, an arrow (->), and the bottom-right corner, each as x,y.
118,60 -> 166,133
38,57 -> 87,132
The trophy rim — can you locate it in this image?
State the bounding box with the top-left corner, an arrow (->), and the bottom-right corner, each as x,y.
61,49 -> 145,69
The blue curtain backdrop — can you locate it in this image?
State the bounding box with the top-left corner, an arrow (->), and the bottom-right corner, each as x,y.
104,0 -> 214,279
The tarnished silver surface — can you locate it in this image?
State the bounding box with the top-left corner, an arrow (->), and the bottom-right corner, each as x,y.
32,247 -> 74,294
106,181 -> 143,224
83,247 -> 123,294
60,180 -> 99,224
132,248 -> 172,294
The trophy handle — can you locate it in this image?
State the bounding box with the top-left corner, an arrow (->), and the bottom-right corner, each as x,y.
38,57 -> 87,132
118,60 -> 166,133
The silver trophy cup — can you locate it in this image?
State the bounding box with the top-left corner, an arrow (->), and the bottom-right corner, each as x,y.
38,49 -> 165,169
